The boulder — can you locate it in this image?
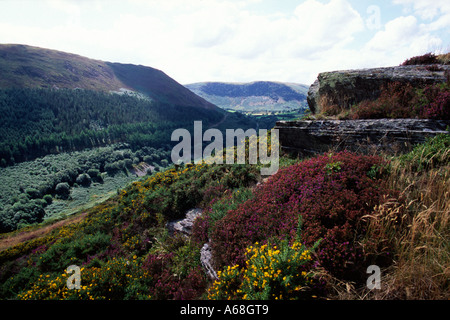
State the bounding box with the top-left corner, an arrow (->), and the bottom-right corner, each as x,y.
307,65 -> 450,114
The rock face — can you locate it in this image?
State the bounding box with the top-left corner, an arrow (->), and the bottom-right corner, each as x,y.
307,65 -> 450,114
275,119 -> 450,156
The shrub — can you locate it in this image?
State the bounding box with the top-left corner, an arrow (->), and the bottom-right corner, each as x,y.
76,173 -> 92,187
401,52 -> 438,66
349,82 -> 418,119
87,168 -> 100,178
421,88 -> 450,120
210,151 -> 392,281
349,81 -> 450,120
141,253 -> 207,300
43,194 -> 53,205
25,188 -> 40,199
55,182 -> 70,199
399,134 -> 450,171
104,162 -> 120,175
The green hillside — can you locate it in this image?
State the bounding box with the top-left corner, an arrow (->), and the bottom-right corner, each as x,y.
1,134 -> 447,300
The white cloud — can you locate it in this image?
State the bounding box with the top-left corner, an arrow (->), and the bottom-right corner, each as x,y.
364,13 -> 445,65
366,16 -> 420,51
391,0 -> 450,52
0,0 -> 448,85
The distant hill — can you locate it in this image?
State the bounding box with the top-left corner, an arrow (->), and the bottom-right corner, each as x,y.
185,81 -> 309,113
0,44 -> 218,111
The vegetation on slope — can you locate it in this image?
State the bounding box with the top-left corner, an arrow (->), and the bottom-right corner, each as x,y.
185,81 -> 308,114
0,134 -> 447,300
0,144 -> 171,232
0,87 -> 258,230
315,79 -> 450,120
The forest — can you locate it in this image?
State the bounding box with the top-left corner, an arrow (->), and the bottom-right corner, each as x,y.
0,87 -> 224,166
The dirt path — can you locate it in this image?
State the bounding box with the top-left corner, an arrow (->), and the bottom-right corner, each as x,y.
0,212 -> 87,252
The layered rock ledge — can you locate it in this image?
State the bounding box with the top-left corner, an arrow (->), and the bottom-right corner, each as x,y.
275,119 -> 450,156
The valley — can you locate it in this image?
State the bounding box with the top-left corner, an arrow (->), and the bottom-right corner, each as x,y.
0,45 -> 448,302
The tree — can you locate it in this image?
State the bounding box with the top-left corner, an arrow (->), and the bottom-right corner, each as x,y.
76,173 -> 92,187
43,194 -> 53,205
55,182 -> 70,199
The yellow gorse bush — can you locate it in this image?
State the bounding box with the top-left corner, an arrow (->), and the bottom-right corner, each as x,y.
18,257 -> 152,300
208,236 -> 321,300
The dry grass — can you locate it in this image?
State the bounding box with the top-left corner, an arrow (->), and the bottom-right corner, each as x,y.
318,94 -> 351,118
437,53 -> 450,65
319,138 -> 449,300
376,162 -> 449,300
362,158 -> 448,299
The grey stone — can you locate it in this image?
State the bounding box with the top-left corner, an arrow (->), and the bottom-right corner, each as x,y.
166,208 -> 203,237
200,243 -> 218,280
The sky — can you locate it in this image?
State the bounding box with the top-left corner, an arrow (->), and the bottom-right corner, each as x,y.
0,0 -> 449,85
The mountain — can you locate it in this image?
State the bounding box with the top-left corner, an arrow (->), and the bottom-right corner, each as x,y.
0,43 -> 256,232
0,44 -> 218,110
185,81 -> 309,113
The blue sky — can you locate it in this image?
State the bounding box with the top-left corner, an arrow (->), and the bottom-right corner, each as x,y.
0,0 -> 449,85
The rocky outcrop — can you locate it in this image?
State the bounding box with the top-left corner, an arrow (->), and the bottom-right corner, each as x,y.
275,119 -> 450,156
307,65 -> 450,114
166,208 -> 219,280
166,208 -> 203,237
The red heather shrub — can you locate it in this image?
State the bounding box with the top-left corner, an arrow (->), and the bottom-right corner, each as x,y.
142,253 -> 207,299
420,86 -> 450,120
191,215 -> 210,246
401,52 -> 438,66
351,81 -> 450,120
210,151 -> 392,280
